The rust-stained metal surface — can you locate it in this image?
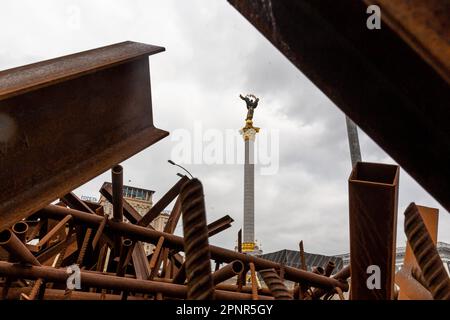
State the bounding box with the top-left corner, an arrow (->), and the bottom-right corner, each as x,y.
180,178 -> 215,300
259,268 -> 293,300
227,0 -> 450,213
397,205 -> 439,300
349,162 -> 399,300
207,215 -> 234,237
212,260 -> 244,285
0,261 -> 273,300
364,0 -> 450,84
0,229 -> 41,266
38,203 -> 349,290
404,203 -> 450,300
0,41 -> 168,229
138,175 -> 189,227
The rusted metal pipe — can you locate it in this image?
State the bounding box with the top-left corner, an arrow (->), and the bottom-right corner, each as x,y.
312,266 -> 325,275
212,260 -> 244,285
0,261 -> 273,300
0,230 -> 40,266
310,265 -> 351,300
324,261 -> 336,277
259,269 -> 293,300
404,203 -> 450,300
237,229 -> 242,253
3,287 -> 147,300
349,162 -> 399,300
12,222 -> 29,243
111,165 -> 124,223
207,215 -> 234,237
38,204 -> 348,290
149,236 -> 165,280
180,178 -> 215,300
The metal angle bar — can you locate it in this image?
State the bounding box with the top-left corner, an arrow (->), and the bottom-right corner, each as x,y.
132,242 -> 151,280
36,215 -> 72,248
207,215 -> 234,238
0,41 -> 168,230
138,176 -> 190,227
62,192 -> 96,214
212,260 -> 244,285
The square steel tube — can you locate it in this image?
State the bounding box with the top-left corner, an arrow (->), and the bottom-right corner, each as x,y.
349,162 -> 399,300
0,42 -> 168,230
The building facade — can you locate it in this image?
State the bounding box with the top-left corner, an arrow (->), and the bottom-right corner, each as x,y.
334,241 -> 450,274
98,182 -> 170,255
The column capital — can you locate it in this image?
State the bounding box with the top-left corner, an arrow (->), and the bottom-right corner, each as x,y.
240,120 -> 260,141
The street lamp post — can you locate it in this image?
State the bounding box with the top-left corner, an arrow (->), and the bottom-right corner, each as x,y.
168,160 -> 194,179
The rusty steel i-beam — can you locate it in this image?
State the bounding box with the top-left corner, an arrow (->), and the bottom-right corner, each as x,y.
0,41 -> 168,230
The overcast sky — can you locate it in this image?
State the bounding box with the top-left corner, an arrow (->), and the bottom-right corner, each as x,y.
1,0 -> 448,256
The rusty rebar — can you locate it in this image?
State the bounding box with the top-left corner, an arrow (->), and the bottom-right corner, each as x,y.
180,178 -> 215,300
259,268 -> 293,300
20,278 -> 43,300
76,228 -> 93,265
310,265 -> 350,300
404,203 -> 450,300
